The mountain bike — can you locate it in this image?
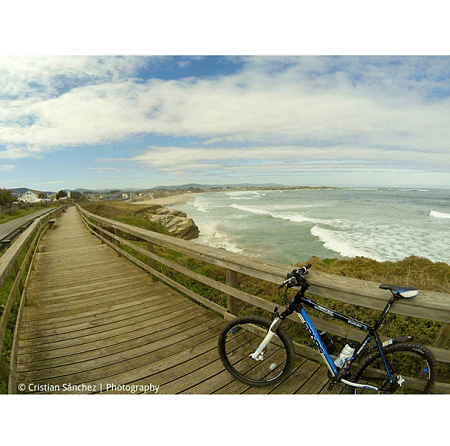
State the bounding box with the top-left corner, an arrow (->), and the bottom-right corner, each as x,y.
217,264 -> 437,394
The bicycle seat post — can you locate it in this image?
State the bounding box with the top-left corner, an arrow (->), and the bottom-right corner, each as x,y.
373,294 -> 397,330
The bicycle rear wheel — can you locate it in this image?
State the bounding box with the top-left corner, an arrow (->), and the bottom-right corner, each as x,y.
218,315 -> 296,387
350,342 -> 437,394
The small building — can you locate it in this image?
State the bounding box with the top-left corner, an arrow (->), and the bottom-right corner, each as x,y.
20,190 -> 40,203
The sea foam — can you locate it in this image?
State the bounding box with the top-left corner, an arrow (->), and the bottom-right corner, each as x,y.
430,210 -> 450,219
194,222 -> 244,254
230,204 -> 345,227
310,225 -> 383,261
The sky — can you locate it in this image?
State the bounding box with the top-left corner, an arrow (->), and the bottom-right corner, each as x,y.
1,44 -> 450,192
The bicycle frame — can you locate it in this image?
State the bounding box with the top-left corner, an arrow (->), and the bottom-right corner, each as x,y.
264,286 -> 402,391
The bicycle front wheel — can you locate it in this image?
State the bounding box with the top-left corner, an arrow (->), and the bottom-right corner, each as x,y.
351,342 -> 437,394
218,315 -> 296,387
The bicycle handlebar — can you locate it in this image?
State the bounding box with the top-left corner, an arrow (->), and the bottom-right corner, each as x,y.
279,263 -> 312,289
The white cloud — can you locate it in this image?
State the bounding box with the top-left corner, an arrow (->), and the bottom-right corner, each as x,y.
177,60 -> 191,68
129,145 -> 450,179
88,167 -> 122,172
35,180 -> 66,185
0,164 -> 15,172
1,56 -> 450,186
0,55 -> 150,99
0,145 -> 48,159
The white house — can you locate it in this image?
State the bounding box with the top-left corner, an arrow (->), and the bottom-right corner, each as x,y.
20,190 -> 40,203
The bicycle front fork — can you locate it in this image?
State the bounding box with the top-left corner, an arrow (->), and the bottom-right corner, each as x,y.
248,318 -> 280,361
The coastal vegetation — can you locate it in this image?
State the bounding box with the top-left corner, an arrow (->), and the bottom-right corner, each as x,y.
0,242 -> 29,394
80,202 -> 170,235
0,189 -> 15,206
0,205 -> 50,225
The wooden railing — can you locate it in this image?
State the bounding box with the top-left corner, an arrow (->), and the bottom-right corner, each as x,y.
0,206 -> 65,392
77,205 -> 450,392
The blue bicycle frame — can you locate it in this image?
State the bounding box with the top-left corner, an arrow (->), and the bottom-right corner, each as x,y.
278,284 -> 402,390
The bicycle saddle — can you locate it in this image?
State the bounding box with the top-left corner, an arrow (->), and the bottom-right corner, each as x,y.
379,284 -> 418,299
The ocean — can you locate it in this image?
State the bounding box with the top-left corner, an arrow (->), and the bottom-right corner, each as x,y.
175,188 -> 450,266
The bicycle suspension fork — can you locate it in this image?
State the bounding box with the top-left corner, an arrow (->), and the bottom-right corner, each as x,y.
248,303 -> 297,361
248,317 -> 282,361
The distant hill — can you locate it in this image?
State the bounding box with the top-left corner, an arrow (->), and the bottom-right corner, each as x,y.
9,188 -> 30,195
10,187 -> 54,196
7,183 -> 286,196
151,183 -> 283,190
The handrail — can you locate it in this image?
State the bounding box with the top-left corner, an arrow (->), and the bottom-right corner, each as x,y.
0,205 -> 65,392
77,205 -> 450,353
76,205 -> 450,392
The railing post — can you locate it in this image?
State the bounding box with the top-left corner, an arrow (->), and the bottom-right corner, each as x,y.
13,260 -> 24,295
114,228 -> 121,257
8,370 -> 18,394
98,222 -> 105,243
146,241 -> 156,282
226,269 -> 238,315
0,356 -> 10,382
434,323 -> 450,348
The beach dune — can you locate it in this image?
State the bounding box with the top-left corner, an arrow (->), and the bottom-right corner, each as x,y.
131,192 -> 198,207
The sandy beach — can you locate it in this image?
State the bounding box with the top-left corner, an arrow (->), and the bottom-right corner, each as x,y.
131,192 -> 199,207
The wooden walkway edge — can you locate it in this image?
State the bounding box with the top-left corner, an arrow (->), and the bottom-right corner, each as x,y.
16,207 -> 338,395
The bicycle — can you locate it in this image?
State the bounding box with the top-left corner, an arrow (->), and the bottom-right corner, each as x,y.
217,264 -> 437,394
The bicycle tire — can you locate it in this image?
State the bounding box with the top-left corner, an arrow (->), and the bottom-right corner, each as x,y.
350,342 -> 437,394
218,315 -> 296,387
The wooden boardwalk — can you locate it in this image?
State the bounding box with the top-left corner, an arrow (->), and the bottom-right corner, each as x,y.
16,207 -> 342,394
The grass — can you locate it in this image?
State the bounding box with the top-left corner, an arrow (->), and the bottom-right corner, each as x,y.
0,205 -> 50,224
80,201 -> 170,238
304,255 -> 450,294
0,241 -> 30,394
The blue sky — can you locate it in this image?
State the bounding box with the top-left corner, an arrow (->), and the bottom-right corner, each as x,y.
1,55 -> 450,191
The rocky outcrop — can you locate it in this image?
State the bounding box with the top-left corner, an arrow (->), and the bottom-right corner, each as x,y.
139,204 -> 199,240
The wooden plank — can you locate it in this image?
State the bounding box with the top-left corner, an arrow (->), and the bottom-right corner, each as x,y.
266,358 -> 311,395
19,297 -> 194,344
211,373 -> 254,394
18,315 -> 223,382
27,272 -> 149,296
18,310 -> 213,371
19,293 -> 186,338
214,357 -> 309,395
96,337 -> 221,394
18,319 -> 224,392
18,299 -> 204,353
21,286 -> 174,322
176,361 -> 238,394
24,280 -> 159,312
26,274 -> 151,301
29,266 -> 140,286
295,366 -> 329,394
20,283 -> 174,328
319,378 -> 348,394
